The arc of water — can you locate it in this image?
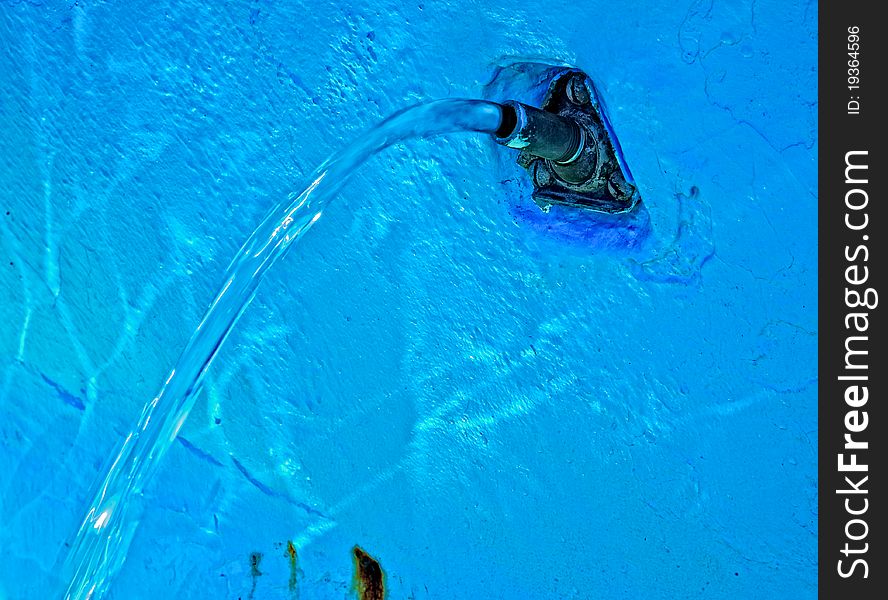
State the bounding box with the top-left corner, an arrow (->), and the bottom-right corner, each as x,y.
61,99 -> 504,600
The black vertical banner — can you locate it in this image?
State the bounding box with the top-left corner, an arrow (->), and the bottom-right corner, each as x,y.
820,1 -> 886,598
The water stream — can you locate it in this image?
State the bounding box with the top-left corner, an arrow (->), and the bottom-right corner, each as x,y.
61,99 -> 504,600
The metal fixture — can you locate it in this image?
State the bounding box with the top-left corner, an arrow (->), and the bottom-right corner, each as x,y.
493,69 -> 641,214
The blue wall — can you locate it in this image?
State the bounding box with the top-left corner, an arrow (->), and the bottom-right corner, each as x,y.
0,1 -> 816,598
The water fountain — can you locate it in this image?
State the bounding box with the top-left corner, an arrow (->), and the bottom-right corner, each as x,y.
61,69 -> 639,599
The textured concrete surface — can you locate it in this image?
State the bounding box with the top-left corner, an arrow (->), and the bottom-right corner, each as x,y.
1,1 -> 815,598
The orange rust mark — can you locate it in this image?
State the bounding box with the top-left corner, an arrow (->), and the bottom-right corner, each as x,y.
286,540 -> 299,596
352,546 -> 385,600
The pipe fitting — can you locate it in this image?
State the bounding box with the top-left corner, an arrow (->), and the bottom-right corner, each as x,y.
494,101 -> 585,165
490,68 -> 641,214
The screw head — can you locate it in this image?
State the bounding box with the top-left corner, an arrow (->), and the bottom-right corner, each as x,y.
566,74 -> 591,106
532,161 -> 553,187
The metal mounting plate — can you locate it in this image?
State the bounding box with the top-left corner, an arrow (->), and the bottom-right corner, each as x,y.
517,69 -> 641,214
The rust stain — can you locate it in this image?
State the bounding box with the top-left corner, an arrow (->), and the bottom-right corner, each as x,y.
286,540 -> 299,597
247,551 -> 263,600
249,551 -> 263,577
353,546 -> 385,600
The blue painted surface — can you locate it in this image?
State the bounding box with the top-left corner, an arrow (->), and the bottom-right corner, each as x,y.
0,1 -> 816,599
